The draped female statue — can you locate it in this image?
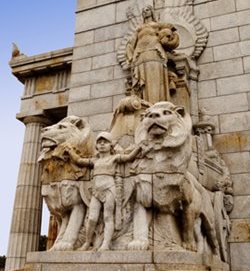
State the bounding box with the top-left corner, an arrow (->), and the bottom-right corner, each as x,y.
126,5 -> 180,104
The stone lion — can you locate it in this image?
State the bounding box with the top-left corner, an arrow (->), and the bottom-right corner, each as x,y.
129,102 -> 219,254
38,116 -> 94,251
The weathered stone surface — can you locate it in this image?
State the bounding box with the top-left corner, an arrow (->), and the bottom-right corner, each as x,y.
68,97 -> 113,117
230,195 -> 250,219
73,40 -> 114,60
213,43 -> 241,61
89,113 -> 113,131
68,85 -> 91,102
75,4 -> 116,32
211,10 -> 250,31
232,173 -> 250,196
243,56 -> 250,73
198,80 -> 217,98
239,25 -> 250,41
213,131 -> 250,153
199,59 -> 243,81
199,93 -> 248,115
216,74 -> 250,96
74,31 -> 94,47
207,28 -> 239,47
236,0 -> 250,11
71,67 -> 113,87
27,251 -> 153,263
90,79 -> 124,99
219,111 -> 250,133
222,152 -> 250,174
197,47 -> 214,64
229,219 -> 250,242
230,243 -> 250,271
92,52 -> 117,69
71,57 -> 92,73
94,22 -> 127,43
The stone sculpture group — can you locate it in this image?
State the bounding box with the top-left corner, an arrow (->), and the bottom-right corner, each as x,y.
38,5 -> 233,263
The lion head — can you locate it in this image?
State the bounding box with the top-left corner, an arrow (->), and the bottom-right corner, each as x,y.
38,116 -> 94,184
135,102 -> 192,148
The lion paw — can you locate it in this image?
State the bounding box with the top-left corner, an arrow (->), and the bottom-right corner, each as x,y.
128,239 -> 149,250
98,243 -> 110,251
182,241 -> 197,252
53,241 -> 74,251
78,242 -> 90,251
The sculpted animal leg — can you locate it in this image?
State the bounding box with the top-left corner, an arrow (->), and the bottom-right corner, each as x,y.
128,202 -> 151,250
182,206 -> 197,251
56,203 -> 86,250
51,216 -> 69,250
99,194 -> 115,251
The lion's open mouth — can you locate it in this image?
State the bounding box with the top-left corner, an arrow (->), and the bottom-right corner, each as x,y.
148,123 -> 168,134
41,138 -> 58,148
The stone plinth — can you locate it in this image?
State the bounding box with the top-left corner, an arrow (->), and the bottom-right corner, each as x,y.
19,251 -> 229,271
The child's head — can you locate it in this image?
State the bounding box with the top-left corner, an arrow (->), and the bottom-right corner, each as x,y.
96,132 -> 114,154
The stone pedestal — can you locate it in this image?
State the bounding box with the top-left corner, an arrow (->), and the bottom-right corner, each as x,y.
19,251 -> 229,271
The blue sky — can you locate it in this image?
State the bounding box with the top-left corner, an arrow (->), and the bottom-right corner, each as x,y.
0,1 -> 76,255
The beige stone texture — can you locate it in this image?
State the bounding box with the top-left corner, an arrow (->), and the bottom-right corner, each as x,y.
194,0 -> 235,19
213,131 -> 250,153
68,85 -> 91,102
94,22 -> 127,43
222,152 -> 250,174
213,43 -> 241,61
239,24 -> 250,41
199,93 -> 248,115
90,79 -> 124,99
68,97 -> 113,117
198,80 -> 217,98
73,40 -> 114,60
230,243 -> 250,271
199,58 -> 243,81
197,47 -> 214,64
236,0 -> 250,11
207,28 -> 239,48
230,195 -> 250,219
89,113 -> 113,131
71,58 -> 92,73
92,52 -> 117,69
75,4 -> 116,33
216,74 -> 250,96
74,31 -> 94,47
71,67 -> 114,87
211,10 -> 250,31
243,56 -> 250,73
219,111 -> 250,133
229,219 -> 250,243
232,173 -> 250,196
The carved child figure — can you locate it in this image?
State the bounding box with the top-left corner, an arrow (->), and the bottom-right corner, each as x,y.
67,132 -> 141,251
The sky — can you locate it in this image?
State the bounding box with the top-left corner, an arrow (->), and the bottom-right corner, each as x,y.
0,1 -> 76,255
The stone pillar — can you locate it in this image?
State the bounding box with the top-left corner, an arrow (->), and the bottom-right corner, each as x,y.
5,116 -> 50,271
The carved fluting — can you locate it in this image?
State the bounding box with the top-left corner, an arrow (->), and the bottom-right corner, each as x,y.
5,120 -> 47,271
56,70 -> 70,90
24,78 -> 35,96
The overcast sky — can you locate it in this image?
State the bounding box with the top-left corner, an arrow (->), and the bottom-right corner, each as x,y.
0,1 -> 76,255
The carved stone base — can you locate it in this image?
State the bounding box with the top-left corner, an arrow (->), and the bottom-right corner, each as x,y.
19,251 -> 229,271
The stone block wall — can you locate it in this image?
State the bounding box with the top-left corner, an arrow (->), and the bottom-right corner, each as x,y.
194,1 -> 250,270
68,0 -> 250,270
68,0 -> 132,134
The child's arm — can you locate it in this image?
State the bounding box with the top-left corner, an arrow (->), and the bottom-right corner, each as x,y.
117,145 -> 141,163
67,149 -> 93,168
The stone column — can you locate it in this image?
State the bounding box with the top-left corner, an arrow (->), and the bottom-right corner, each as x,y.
5,116 -> 50,271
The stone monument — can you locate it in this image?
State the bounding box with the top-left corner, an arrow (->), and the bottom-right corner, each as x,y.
5,1 -> 250,271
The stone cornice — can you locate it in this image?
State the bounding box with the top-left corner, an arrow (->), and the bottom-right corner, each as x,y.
9,47 -> 73,83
